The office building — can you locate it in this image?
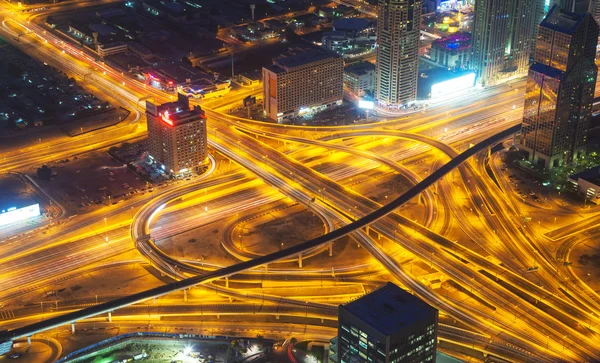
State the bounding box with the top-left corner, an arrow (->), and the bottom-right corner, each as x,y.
429,32 -> 471,70
471,0 -> 543,86
334,282 -> 438,363
560,0 -> 591,13
344,62 -> 376,97
146,93 -> 208,175
519,6 -> 598,169
263,48 -> 343,122
568,165 -> 600,203
375,0 -> 422,109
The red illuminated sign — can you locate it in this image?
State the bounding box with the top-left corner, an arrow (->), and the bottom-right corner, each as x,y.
161,111 -> 173,126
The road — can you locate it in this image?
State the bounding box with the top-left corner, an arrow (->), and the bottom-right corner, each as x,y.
1,1 -> 600,361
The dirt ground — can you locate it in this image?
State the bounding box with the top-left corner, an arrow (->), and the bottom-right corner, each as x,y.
0,175 -> 49,241
569,240 -> 600,296
240,206 -> 324,255
158,222 -> 239,268
0,175 -> 44,214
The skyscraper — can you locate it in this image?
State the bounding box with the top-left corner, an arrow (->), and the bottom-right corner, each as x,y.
471,0 -> 544,86
375,0 -> 422,109
560,0 -> 591,13
519,5 -> 599,168
146,94 -> 208,175
333,283 -> 438,363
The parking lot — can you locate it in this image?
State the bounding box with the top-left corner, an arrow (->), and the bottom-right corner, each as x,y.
32,151 -> 146,214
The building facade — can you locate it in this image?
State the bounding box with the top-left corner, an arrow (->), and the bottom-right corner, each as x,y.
429,32 -> 471,70
263,48 -> 343,122
519,6 -> 599,169
334,283 -> 438,363
471,0 -> 544,86
375,0 -> 422,109
344,62 -> 376,97
560,0 -> 592,12
146,93 -> 208,175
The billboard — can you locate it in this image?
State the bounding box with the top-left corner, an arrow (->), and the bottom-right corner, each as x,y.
358,100 -> 375,110
0,203 -> 41,227
431,72 -> 475,99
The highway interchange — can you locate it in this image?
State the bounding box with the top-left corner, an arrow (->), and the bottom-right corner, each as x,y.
1,1 -> 600,362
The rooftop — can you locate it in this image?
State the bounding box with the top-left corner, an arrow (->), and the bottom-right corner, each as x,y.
154,94 -> 206,126
344,61 -> 375,76
88,23 -> 117,36
570,165 -> 600,185
268,47 -> 340,71
541,5 -> 585,35
343,282 -> 437,336
529,61 -> 564,80
333,18 -> 371,32
432,32 -> 471,51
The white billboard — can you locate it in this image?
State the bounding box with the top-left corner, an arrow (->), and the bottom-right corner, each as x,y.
431,72 -> 475,100
0,204 -> 41,227
358,100 -> 375,110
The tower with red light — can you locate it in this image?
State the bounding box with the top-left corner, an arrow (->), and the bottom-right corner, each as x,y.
146,94 -> 208,175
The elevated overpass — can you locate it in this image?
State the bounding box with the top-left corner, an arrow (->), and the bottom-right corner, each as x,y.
0,124 -> 520,347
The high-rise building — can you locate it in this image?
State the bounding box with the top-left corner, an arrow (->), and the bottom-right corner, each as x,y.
332,282 -> 438,363
344,62 -> 376,97
560,0 -> 591,13
471,0 -> 544,86
146,93 -> 208,175
374,0 -> 422,109
519,5 -> 598,169
262,48 -> 343,122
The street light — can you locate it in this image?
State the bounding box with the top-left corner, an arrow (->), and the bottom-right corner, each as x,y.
104,217 -> 108,242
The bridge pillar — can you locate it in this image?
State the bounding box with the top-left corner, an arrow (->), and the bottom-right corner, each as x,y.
184,289 -> 188,302
329,243 -> 333,257
264,264 -> 268,272
321,319 -> 324,323
276,315 -> 280,320
153,297 -> 156,304
365,226 -> 369,235
225,277 -> 229,288
488,146 -> 491,158
298,253 -> 303,268
217,314 -> 220,319
71,323 -> 75,334
27,336 -> 31,348
108,312 -> 112,322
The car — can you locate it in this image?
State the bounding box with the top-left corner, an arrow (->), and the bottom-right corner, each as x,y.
9,354 -> 21,359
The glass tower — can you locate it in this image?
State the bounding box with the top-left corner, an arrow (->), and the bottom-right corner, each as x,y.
334,283 -> 438,363
519,5 -> 599,168
375,0 -> 422,109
